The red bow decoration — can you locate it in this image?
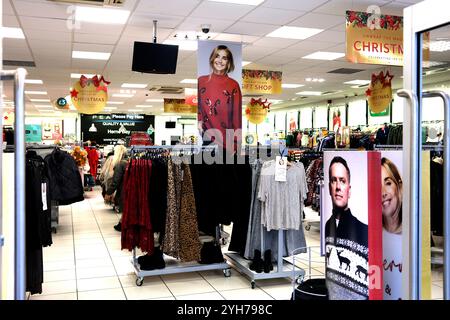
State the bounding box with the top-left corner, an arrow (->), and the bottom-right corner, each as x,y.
250,98 -> 271,109
79,75 -> 110,92
370,71 -> 394,89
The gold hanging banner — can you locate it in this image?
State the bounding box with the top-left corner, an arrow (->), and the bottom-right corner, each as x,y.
245,98 -> 271,124
366,71 -> 393,113
164,98 -> 197,114
70,75 -> 109,114
242,69 -> 282,95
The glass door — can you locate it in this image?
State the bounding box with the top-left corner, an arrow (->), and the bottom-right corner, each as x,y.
402,0 -> 450,300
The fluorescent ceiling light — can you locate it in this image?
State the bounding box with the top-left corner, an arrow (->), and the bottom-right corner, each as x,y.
207,0 -> 264,5
146,99 -> 164,103
34,105 -> 53,108
25,91 -> 48,95
120,89 -> 136,94
305,78 -> 325,82
121,83 -> 147,89
344,80 -> 371,85
75,6 -> 130,25
296,91 -> 322,96
180,79 -> 197,84
242,61 -> 252,66
163,39 -> 197,51
302,51 -> 345,60
25,79 -> 43,84
72,51 -> 111,60
30,98 -> 51,102
135,105 -> 153,108
71,73 -> 96,79
112,93 -> 134,98
107,101 -> 125,105
1,27 -> 25,39
282,84 -> 304,89
266,26 -> 323,40
429,41 -> 450,52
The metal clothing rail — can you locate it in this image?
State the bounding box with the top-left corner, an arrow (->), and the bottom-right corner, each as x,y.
1,68 -> 27,300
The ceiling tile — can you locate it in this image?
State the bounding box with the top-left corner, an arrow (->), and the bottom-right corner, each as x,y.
75,33 -> 119,45
212,33 -> 260,44
243,45 -> 279,60
176,17 -> 235,33
289,12 -> 344,30
71,59 -> 107,70
24,29 -> 71,42
255,55 -> 299,67
76,22 -> 125,36
13,0 -> 71,19
3,46 -> 33,61
241,7 -> 306,25
307,30 -> 345,44
72,43 -> 114,53
134,0 -> 201,16
313,0 -> 392,16
20,16 -> 69,32
380,2 -> 414,16
28,39 -> 71,51
127,13 -> 184,29
2,0 -> 15,15
288,40 -> 337,55
225,22 -> 278,37
3,14 -> 20,27
252,37 -> 300,48
262,0 -> 330,11
190,2 -> 255,20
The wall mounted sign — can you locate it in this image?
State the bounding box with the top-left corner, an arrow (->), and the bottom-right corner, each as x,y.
25,124 -> 42,143
245,98 -> 271,125
366,71 -> 393,114
346,10 -> 403,66
42,119 -> 63,141
164,98 -> 197,114
242,69 -> 282,95
70,75 -> 110,114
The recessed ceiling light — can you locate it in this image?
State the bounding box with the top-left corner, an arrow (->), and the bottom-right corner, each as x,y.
180,79 -> 198,84
302,51 -> 345,60
107,101 -> 125,105
295,91 -> 322,96
1,27 -> 25,39
282,84 -> 304,89
25,79 -> 43,84
266,26 -> 323,40
207,0 -> 264,5
146,99 -> 164,103
25,91 -> 48,95
344,80 -> 371,85
163,39 -> 197,51
121,83 -> 147,89
242,61 -> 252,66
30,98 -> 51,102
71,73 -> 96,79
112,94 -> 134,98
120,89 -> 136,94
135,105 -> 153,108
75,6 -> 130,25
72,51 -> 111,60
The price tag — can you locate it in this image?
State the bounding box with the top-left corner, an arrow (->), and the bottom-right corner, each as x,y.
41,183 -> 48,211
275,156 -> 287,182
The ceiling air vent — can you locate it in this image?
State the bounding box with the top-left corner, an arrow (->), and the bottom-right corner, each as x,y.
328,68 -> 364,74
149,86 -> 184,94
47,0 -> 124,6
3,60 -> 36,67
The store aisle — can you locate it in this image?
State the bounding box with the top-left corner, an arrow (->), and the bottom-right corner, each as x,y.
28,187 -> 307,300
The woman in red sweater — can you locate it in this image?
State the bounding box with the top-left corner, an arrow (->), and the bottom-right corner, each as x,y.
198,45 -> 242,153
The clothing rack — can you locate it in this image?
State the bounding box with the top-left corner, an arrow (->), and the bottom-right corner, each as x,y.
125,145 -> 230,286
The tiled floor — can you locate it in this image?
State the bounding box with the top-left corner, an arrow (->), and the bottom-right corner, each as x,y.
28,187 -> 444,300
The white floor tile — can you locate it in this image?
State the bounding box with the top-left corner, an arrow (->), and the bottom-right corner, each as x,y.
44,260 -> 76,272
204,274 -> 252,291
176,291 -> 224,300
44,269 -> 76,282
220,288 -> 274,300
30,292 -> 77,300
77,276 -> 122,292
76,266 -> 117,279
165,279 -> 216,296
123,283 -> 173,300
74,238 -> 106,246
260,284 -> 293,300
76,258 -> 114,269
41,280 -> 77,296
161,272 -> 204,283
432,284 -> 444,299
119,274 -> 164,287
78,288 -> 126,300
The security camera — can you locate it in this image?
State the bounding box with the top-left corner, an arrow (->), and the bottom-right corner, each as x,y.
201,24 -> 211,34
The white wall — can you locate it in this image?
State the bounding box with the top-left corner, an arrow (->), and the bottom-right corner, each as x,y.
299,107 -> 312,129
25,115 -> 78,143
348,100 -> 367,127
154,115 -> 183,145
314,106 -> 328,128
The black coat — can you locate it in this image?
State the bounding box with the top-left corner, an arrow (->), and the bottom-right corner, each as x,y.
106,159 -> 128,212
44,148 -> 84,205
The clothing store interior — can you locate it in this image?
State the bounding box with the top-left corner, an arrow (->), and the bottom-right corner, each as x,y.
1,0 -> 449,301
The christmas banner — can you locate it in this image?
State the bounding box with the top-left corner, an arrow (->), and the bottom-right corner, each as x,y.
322,151 -> 383,300
164,98 -> 197,114
245,98 -> 271,124
366,71 -> 393,114
70,75 -> 109,114
242,69 -> 282,95
346,10 -> 403,66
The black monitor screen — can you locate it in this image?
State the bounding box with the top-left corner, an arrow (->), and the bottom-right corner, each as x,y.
132,42 -> 179,74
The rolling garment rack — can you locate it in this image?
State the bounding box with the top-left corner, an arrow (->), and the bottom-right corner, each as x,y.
127,144 -> 231,286
1,68 -> 27,300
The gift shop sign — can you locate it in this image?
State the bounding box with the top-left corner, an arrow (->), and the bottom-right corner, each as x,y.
242,69 -> 282,95
70,75 -> 110,114
346,10 -> 403,66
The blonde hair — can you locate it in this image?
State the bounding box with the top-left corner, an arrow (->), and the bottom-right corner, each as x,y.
112,145 -> 127,168
209,45 -> 235,74
381,157 -> 402,231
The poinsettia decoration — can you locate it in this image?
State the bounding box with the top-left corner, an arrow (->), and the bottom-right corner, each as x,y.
243,70 -> 282,81
346,10 -> 402,30
71,146 -> 88,167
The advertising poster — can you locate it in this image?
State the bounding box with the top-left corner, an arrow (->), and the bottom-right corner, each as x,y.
322,151 -> 382,300
25,124 -> 42,143
288,111 -> 298,132
329,106 -> 345,132
164,98 -> 197,114
242,69 -> 282,95
42,119 -> 63,141
197,40 -> 242,149
81,113 -> 154,145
